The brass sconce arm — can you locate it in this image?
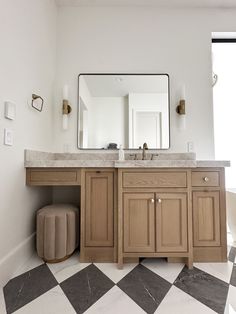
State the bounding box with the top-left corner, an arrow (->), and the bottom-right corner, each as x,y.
62,99 -> 72,115
176,99 -> 186,115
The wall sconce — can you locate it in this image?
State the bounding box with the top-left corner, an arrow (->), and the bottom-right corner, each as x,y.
176,85 -> 186,130
62,85 -> 72,130
31,94 -> 44,112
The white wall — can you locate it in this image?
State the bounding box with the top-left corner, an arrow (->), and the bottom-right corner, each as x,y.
0,0 -> 57,286
54,6 -> 236,158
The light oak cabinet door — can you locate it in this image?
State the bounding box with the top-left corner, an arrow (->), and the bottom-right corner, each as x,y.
85,171 -> 114,247
156,193 -> 188,252
193,191 -> 220,247
123,193 -> 155,253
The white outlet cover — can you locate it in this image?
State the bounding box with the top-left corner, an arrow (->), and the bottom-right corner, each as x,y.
187,141 -> 194,152
4,101 -> 16,120
4,128 -> 13,146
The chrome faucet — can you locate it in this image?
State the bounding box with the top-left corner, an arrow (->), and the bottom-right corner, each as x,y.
142,142 -> 148,160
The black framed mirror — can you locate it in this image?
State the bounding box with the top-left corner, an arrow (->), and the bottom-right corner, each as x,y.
78,73 -> 170,150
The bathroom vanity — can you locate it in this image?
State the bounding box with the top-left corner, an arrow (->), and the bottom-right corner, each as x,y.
25,150 -> 230,269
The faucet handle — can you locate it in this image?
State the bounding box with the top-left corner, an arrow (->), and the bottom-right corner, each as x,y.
151,154 -> 159,160
129,154 -> 137,160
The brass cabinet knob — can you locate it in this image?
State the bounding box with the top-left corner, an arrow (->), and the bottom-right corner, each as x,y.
157,198 -> 162,203
150,198 -> 155,203
203,177 -> 209,182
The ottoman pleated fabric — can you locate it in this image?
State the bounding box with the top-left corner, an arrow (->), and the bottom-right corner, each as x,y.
36,204 -> 79,262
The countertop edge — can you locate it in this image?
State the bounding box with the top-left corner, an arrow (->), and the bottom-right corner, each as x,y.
25,160 -> 230,168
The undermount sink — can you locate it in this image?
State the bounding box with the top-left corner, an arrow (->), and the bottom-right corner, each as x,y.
115,159 -> 197,168
115,152 -> 197,168
125,152 -> 196,161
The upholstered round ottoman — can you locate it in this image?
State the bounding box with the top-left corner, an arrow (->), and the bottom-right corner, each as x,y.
36,204 -> 79,263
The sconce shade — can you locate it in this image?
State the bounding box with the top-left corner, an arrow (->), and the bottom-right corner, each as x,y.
62,100 -> 72,130
178,114 -> 186,130
62,114 -> 68,130
61,85 -> 71,131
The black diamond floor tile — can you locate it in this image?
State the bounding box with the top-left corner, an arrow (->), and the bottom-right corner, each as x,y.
230,264 -> 236,287
3,264 -> 58,314
117,264 -> 171,314
228,246 -> 236,263
174,266 -> 229,314
60,264 -> 114,314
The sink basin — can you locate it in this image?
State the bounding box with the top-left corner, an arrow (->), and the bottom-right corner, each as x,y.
115,159 -> 197,168
125,152 -> 196,161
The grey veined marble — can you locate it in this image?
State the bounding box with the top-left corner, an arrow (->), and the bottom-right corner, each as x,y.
24,149 -> 230,168
174,266 -> 229,314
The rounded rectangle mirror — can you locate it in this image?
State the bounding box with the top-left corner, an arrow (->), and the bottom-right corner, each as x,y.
78,73 -> 170,150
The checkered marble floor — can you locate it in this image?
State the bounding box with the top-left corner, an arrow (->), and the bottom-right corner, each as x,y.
1,246 -> 236,314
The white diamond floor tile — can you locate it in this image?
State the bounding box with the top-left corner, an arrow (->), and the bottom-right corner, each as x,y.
194,261 -> 234,283
12,253 -> 44,278
84,285 -> 145,314
13,286 -> 76,314
47,252 -> 90,283
94,262 -> 138,283
0,288 -> 6,314
155,286 -> 217,314
141,258 -> 185,283
224,285 -> 236,314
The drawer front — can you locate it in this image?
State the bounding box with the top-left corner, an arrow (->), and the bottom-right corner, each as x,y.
27,169 -> 81,185
123,172 -> 187,188
192,171 -> 219,187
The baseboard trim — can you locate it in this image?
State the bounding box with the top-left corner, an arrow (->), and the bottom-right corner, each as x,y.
0,233 -> 36,288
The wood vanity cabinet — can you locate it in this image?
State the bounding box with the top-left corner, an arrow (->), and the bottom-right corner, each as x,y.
80,169 -> 117,262
193,191 -> 220,247
123,192 -> 188,254
85,170 -> 114,247
118,168 -> 227,268
26,166 -> 227,266
123,193 -> 155,253
155,193 -> 188,253
118,169 -> 193,268
191,169 -> 227,262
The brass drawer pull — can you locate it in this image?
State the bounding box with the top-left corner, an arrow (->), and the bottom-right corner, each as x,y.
157,198 -> 162,203
203,176 -> 209,182
150,198 -> 155,203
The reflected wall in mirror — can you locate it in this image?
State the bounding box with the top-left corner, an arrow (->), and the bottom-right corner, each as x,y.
78,74 -> 170,149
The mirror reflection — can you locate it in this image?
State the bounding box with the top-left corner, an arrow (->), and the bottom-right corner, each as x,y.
78,74 -> 170,149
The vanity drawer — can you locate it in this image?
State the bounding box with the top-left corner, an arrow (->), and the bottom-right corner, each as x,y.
123,171 -> 187,188
191,171 -> 219,187
26,168 -> 81,186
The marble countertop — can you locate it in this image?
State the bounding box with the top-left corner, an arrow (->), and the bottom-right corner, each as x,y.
24,150 -> 230,168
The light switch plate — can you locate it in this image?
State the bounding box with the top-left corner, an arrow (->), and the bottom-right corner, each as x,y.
4,128 -> 13,146
4,101 -> 16,120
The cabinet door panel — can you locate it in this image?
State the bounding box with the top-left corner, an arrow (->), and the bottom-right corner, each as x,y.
85,171 -> 114,247
156,193 -> 188,252
123,193 -> 155,253
193,191 -> 220,247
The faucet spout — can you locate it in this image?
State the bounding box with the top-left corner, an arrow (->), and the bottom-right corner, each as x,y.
142,142 -> 148,160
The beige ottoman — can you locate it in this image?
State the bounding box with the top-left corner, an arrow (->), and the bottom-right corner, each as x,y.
36,204 -> 79,263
